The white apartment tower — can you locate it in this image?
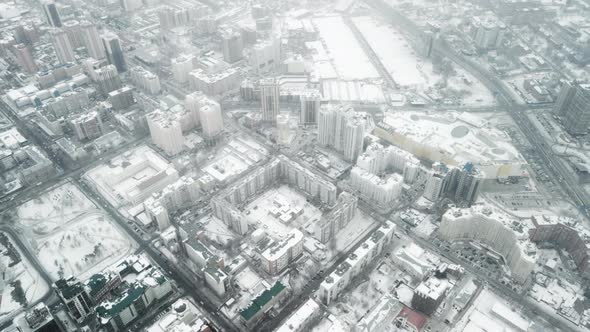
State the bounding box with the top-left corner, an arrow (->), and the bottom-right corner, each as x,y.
63,20 -> 85,48
222,30 -> 243,63
199,101 -> 223,139
130,66 -> 161,94
184,91 -> 209,125
172,54 -> 194,84
13,44 -> 37,74
81,20 -> 105,60
50,28 -> 75,64
424,172 -> 445,202
147,110 -> 185,156
318,104 -> 365,162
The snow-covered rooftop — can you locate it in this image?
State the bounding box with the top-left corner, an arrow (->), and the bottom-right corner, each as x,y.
376,111 -> 526,179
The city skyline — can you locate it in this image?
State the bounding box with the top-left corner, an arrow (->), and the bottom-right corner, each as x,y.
0,0 -> 588,332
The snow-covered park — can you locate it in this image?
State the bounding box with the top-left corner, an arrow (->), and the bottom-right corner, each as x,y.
15,182 -> 136,281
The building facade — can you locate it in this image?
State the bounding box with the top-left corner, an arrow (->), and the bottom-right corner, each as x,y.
299,89 -> 321,125
260,77 -> 280,124
102,33 -> 127,73
318,104 -> 365,163
50,28 -> 75,64
554,81 -> 590,135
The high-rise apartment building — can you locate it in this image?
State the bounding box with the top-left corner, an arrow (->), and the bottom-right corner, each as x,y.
318,104 -> 365,162
300,89 -> 321,125
102,32 -> 127,73
43,1 -> 62,28
147,110 -> 185,156
13,44 -> 37,74
63,20 -> 85,48
81,21 -> 105,60
554,81 -> 590,135
95,64 -> 122,95
199,100 -> 223,139
50,28 -> 75,64
442,162 -> 483,207
129,66 -> 161,94
171,54 -> 194,84
222,30 -> 244,63
260,77 -> 280,124
70,110 -> 104,140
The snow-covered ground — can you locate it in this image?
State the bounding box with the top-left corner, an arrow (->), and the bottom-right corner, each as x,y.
353,16 -> 431,87
15,182 -> 136,281
312,15 -> 379,80
35,212 -> 136,281
17,182 -> 97,235
352,16 -> 496,106
0,232 -> 48,319
450,67 -> 496,106
244,185 -> 323,240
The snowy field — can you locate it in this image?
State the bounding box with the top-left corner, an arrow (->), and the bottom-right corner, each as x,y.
0,232 -> 48,319
15,182 -> 136,281
17,182 -> 97,235
353,16 -> 430,87
450,67 -> 496,105
312,15 -> 379,80
353,16 -> 495,106
36,212 -> 135,281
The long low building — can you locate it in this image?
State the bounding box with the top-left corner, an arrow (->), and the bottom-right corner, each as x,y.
373,111 -> 527,179
275,299 -> 321,332
439,204 -> 537,283
239,281 -> 288,327
84,145 -> 179,207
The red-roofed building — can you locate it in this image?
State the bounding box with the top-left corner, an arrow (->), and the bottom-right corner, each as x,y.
395,305 -> 427,332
